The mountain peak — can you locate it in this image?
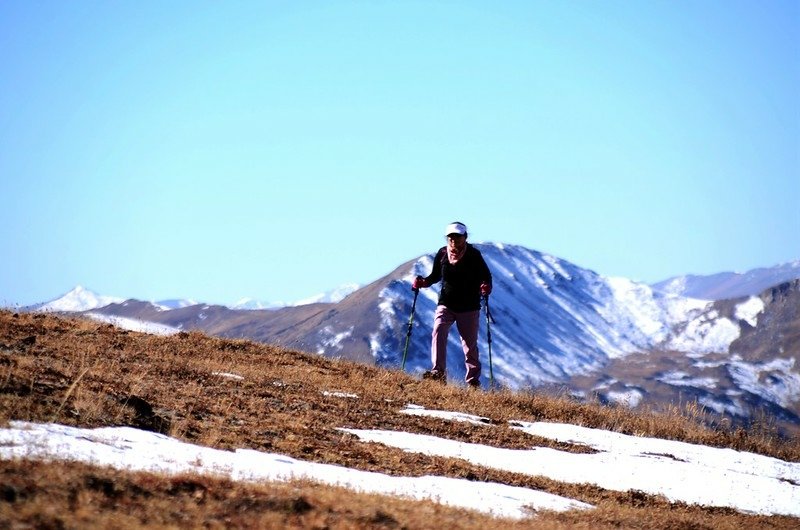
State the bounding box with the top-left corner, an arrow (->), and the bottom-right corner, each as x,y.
34,285 -> 123,313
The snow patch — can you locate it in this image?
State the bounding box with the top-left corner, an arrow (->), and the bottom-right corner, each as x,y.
400,406 -> 491,426
0,422 -> 591,519
316,326 -> 354,355
698,396 -> 746,417
728,357 -> 800,409
85,313 -> 179,336
657,371 -> 718,390
605,389 -> 644,408
212,372 -> 244,381
734,297 -> 765,327
345,419 -> 800,517
322,391 -> 359,399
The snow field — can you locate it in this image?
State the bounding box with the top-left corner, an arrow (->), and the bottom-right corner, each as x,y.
3,397 -> 800,519
0,421 -> 590,520
344,406 -> 800,517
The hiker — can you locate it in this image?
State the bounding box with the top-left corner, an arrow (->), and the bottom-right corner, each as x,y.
412,221 -> 492,387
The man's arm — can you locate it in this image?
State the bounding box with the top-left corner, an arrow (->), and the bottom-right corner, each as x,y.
419,248 -> 445,287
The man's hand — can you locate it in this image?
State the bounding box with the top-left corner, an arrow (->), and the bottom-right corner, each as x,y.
412,276 -> 427,290
480,282 -> 492,296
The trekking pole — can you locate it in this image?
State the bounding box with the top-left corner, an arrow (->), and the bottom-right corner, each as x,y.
483,294 -> 495,389
401,287 -> 420,370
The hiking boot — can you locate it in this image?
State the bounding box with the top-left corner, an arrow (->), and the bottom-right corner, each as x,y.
467,379 -> 481,390
422,370 -> 446,383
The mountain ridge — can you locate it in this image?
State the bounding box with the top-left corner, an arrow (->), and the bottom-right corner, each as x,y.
31,254 -> 799,313
652,260 -> 800,300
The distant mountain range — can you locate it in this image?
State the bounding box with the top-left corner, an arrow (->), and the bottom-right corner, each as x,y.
653,260 -> 800,300
31,284 -> 361,314
23,246 -> 800,434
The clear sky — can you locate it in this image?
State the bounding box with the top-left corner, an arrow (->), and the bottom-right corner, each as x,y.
1,1 -> 798,307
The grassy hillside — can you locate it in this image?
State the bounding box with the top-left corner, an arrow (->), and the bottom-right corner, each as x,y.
1,310 -> 798,529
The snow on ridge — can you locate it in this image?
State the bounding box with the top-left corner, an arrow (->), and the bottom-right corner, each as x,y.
602,276 -> 670,345
156,298 -> 199,310
652,259 -> 800,300
600,276 -> 733,355
229,297 -> 286,310
666,309 -> 740,355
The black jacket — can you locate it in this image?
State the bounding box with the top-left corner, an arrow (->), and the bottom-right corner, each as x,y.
423,244 -> 492,312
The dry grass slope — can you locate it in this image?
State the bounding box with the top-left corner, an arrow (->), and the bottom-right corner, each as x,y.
1,310 -> 798,529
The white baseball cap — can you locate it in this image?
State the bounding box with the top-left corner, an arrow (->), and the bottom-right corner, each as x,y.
445,222 -> 468,236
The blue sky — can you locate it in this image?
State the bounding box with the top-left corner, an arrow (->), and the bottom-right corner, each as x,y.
1,1 -> 798,306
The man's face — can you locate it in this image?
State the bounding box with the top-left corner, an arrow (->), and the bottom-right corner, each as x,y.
447,233 -> 467,252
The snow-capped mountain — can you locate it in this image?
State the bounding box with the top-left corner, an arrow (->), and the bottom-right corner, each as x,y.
566,278 -> 800,429
30,285 -> 124,312
29,286 -> 200,313
652,260 -> 800,300
28,285 -> 361,314
369,244 -> 750,386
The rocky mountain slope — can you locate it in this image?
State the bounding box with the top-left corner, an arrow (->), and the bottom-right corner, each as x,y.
565,279 -> 800,434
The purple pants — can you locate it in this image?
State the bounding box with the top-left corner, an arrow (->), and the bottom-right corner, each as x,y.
431,305 -> 481,385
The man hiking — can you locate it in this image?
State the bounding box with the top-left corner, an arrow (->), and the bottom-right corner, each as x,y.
412,221 -> 492,387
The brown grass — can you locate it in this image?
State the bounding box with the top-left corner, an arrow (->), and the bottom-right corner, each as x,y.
1,309 -> 798,529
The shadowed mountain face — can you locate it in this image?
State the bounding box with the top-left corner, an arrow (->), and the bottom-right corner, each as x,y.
61,245 -> 800,434
730,280 -> 800,362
